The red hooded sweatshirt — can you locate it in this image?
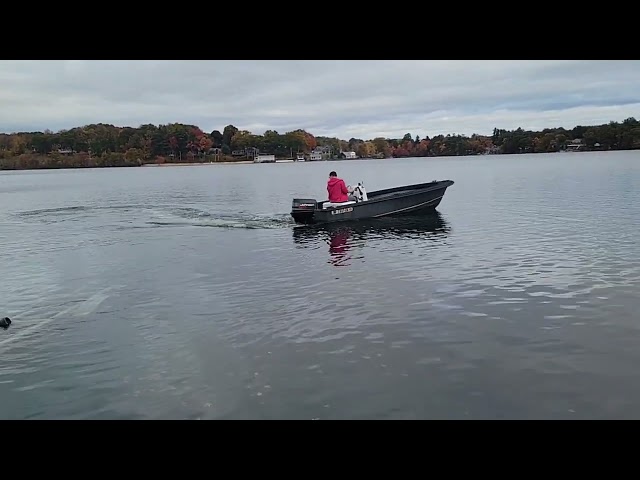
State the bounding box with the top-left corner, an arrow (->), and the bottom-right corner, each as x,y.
327,176 -> 349,203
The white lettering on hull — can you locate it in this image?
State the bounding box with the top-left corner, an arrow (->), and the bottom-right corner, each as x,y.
331,207 -> 354,215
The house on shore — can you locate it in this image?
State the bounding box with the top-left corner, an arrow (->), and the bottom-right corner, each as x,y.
566,138 -> 585,152
341,151 -> 357,159
254,154 -> 276,163
233,147 -> 259,159
309,146 -> 332,161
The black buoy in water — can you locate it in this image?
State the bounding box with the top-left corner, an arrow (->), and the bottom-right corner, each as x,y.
0,317 -> 11,329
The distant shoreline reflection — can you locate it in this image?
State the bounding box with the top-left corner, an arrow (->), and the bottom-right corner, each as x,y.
292,212 -> 451,266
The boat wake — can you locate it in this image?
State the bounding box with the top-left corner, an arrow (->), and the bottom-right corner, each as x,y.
146,213 -> 293,230
13,204 -> 295,230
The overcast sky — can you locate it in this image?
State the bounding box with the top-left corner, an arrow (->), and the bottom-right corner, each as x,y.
1,60 -> 639,139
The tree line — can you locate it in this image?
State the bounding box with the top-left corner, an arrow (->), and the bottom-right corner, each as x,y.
1,116 -> 639,170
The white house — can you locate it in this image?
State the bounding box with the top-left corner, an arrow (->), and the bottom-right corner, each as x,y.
343,151 -> 357,159
254,154 -> 275,163
566,138 -> 584,152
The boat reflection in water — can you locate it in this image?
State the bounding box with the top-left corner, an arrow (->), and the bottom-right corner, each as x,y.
292,211 -> 451,267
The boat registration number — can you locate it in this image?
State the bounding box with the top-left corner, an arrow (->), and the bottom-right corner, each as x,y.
331,207 -> 353,215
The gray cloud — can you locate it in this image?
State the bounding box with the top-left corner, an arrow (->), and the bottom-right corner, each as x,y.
0,60 -> 639,139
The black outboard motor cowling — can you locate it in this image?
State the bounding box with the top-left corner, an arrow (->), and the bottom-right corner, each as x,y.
291,198 -> 317,224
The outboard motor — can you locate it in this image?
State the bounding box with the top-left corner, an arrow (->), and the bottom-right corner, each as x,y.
352,182 -> 368,202
291,198 -> 317,224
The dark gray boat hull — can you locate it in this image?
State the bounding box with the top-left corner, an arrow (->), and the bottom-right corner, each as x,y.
291,180 -> 454,225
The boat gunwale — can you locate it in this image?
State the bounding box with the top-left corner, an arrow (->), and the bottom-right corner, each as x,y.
316,180 -> 453,211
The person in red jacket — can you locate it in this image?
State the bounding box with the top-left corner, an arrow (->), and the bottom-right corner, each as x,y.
327,171 -> 355,203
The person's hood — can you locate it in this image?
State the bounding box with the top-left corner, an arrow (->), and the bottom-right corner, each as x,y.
327,177 -> 341,186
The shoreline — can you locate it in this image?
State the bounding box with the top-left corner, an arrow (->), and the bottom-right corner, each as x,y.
0,150 -> 631,174
143,161 -> 255,166
2,115 -> 637,172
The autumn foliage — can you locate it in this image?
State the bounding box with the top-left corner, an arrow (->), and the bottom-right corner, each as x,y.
1,116 -> 639,170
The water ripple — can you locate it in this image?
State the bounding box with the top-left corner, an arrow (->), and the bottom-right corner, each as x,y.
2,153 -> 640,419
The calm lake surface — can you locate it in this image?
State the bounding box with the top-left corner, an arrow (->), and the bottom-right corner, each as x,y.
1,151 -> 640,419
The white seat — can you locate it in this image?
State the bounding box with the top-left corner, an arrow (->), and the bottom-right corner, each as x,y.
323,200 -> 356,209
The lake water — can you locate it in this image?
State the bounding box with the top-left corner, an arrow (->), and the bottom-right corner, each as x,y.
1,151 -> 639,419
